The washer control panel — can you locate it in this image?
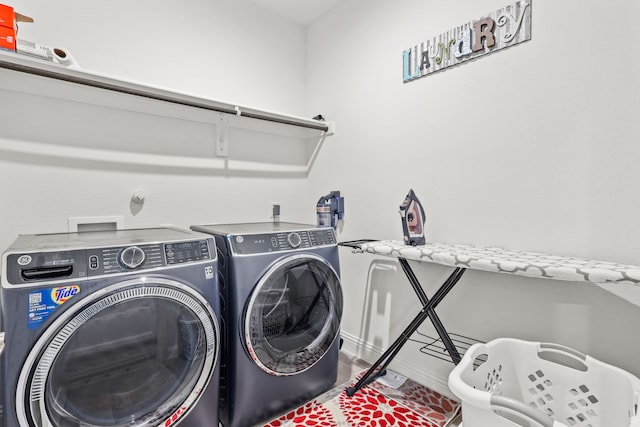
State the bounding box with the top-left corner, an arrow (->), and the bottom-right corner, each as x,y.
230,228 -> 336,255
4,235 -> 215,285
87,244 -> 164,276
164,240 -> 211,265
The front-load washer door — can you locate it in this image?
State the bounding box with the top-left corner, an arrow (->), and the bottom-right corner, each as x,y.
17,278 -> 219,427
245,254 -> 343,376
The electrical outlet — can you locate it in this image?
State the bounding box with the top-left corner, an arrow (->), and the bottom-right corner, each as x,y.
270,202 -> 280,219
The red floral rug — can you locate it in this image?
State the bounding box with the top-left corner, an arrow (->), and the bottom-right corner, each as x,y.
262,370 -> 460,427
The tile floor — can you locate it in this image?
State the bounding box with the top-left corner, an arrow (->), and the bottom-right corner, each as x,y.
238,350 -> 465,427
301,350 -> 464,426
336,351 -> 371,386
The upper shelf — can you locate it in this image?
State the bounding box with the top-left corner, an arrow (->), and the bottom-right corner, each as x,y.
0,50 -> 329,132
0,50 -> 332,176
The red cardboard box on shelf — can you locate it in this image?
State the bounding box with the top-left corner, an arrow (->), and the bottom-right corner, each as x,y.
0,4 -> 33,51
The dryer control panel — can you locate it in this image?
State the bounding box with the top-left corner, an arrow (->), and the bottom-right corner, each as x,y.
230,228 -> 336,255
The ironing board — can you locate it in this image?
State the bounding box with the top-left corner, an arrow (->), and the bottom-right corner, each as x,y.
340,239 -> 640,396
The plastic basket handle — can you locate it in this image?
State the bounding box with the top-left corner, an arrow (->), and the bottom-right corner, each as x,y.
538,342 -> 588,372
460,341 -> 489,369
491,395 -> 555,427
447,342 -> 491,410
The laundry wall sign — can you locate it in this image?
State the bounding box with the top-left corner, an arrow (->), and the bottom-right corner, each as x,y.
403,1 -> 531,82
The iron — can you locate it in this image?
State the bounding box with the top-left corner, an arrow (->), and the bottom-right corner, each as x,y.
399,189 -> 426,246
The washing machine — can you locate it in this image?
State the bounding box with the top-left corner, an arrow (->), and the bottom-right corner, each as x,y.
190,222 -> 343,427
0,227 -> 221,427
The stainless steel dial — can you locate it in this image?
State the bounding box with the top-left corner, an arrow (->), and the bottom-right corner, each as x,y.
119,246 -> 146,269
287,232 -> 302,248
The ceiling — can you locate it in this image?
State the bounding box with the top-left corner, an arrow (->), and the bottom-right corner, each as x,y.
247,0 -> 343,26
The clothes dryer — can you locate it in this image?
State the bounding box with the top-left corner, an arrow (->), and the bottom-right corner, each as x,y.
1,227 -> 221,427
190,222 -> 343,427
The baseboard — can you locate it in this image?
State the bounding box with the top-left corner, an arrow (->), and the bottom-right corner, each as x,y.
340,331 -> 456,400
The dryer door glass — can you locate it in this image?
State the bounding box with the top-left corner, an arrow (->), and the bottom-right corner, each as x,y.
22,281 -> 218,427
245,254 -> 343,375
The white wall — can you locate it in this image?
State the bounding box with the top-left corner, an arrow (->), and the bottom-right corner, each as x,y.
11,0 -> 307,113
306,0 -> 640,393
0,0 -> 318,254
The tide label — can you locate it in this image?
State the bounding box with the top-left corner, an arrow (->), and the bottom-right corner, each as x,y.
51,285 -> 80,304
28,285 -> 80,329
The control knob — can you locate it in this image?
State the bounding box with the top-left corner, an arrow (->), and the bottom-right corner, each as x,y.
287,232 -> 302,248
119,246 -> 146,269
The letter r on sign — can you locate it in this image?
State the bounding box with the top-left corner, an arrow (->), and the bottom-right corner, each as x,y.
472,17 -> 496,52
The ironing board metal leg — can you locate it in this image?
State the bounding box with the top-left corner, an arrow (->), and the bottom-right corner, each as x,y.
399,260 -> 465,363
345,264 -> 466,396
346,308 -> 432,396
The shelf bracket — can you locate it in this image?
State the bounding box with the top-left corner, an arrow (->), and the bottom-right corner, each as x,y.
216,107 -> 240,157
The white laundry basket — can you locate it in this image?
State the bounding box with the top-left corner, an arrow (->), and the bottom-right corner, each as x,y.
448,338 -> 640,427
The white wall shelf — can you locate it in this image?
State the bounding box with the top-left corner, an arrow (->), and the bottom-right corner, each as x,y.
0,50 -> 333,176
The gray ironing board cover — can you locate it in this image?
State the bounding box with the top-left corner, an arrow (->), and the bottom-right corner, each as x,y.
355,240 -> 640,305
